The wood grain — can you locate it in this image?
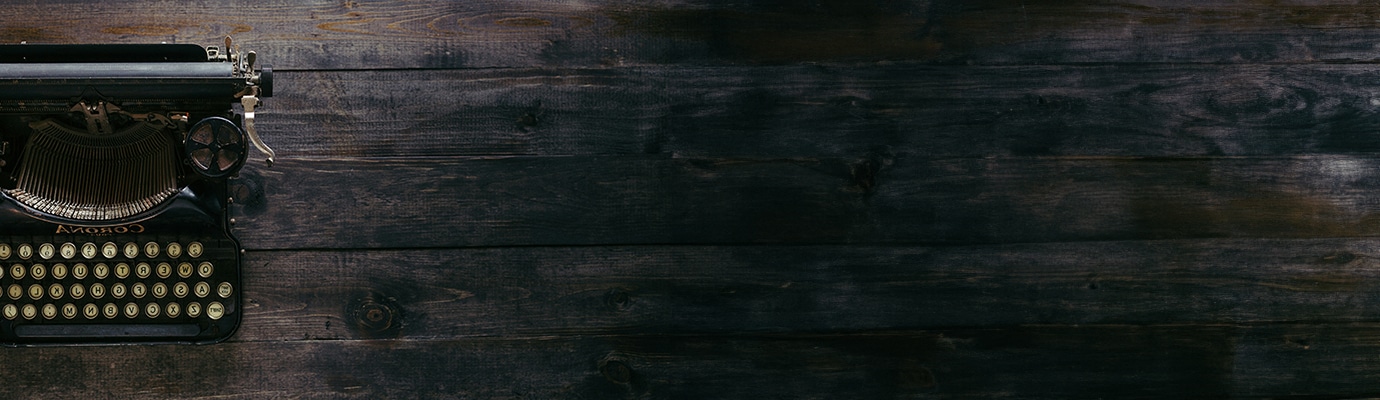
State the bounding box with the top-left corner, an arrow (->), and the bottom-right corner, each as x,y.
264,64 -> 1380,159
7,1 -> 1380,69
13,324 -> 1380,398
227,154 -> 1380,249
232,240 -> 1380,341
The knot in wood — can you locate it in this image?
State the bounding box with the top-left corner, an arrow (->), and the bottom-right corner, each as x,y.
603,288 -> 633,311
599,359 -> 633,384
348,294 -> 403,338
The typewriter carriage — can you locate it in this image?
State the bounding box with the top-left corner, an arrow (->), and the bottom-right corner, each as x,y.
0,41 -> 273,226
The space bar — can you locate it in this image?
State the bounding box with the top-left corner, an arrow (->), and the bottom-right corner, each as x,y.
15,324 -> 200,337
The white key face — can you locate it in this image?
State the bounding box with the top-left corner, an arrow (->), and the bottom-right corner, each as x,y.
83,303 -> 98,319
178,263 -> 193,278
41,304 -> 55,319
173,282 -> 188,298
187,302 -> 202,318
69,283 -> 85,300
165,302 -> 181,318
157,263 -> 171,279
123,243 -> 138,259
0,244 -> 11,259
17,244 -> 31,260
145,303 -> 160,318
37,243 -> 53,260
81,243 -> 97,259
90,283 -> 105,299
94,263 -> 108,279
72,264 -> 87,279
143,242 -> 159,258
59,243 -> 75,259
206,302 -> 224,320
102,242 -> 118,259
51,264 -> 66,280
217,282 -> 233,298
166,243 -> 182,258
198,262 -> 214,278
21,304 -> 35,319
123,303 -> 138,318
187,242 -> 203,258
2,304 -> 15,319
103,303 -> 117,319
194,282 -> 210,298
61,303 -> 76,319
114,263 -> 129,279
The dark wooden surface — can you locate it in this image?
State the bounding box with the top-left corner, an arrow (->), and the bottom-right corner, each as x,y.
6,0 -> 1380,398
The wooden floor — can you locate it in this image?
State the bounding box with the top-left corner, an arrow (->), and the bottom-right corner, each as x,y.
9,0 -> 1380,398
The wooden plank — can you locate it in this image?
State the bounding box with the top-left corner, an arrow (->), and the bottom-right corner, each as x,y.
0,329 -> 1242,399
11,1 -> 1380,69
262,64 -> 1380,159
234,240 -> 1380,341
229,154 -> 1380,249
13,323 -> 1380,398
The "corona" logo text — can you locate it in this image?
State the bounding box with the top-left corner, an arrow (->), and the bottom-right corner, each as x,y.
54,224 -> 145,235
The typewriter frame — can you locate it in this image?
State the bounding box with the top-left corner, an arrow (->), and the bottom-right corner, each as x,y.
0,41 -> 271,345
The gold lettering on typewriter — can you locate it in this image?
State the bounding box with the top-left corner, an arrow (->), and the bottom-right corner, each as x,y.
52,223 -> 146,235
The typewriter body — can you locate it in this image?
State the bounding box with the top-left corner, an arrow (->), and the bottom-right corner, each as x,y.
0,39 -> 273,345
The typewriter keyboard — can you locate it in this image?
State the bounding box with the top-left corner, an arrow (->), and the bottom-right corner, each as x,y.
0,237 -> 238,342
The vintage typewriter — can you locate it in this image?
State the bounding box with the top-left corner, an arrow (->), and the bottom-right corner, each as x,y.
0,38 -> 273,345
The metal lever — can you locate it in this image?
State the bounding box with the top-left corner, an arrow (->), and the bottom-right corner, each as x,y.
241,94 -> 274,167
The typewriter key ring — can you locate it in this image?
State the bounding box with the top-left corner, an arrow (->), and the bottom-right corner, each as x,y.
185,117 -> 248,178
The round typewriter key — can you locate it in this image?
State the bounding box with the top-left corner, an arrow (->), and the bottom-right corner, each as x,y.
114,263 -> 129,279
135,262 -> 150,279
143,242 -> 159,258
69,283 -> 84,300
123,302 -> 138,318
81,243 -> 96,259
173,282 -> 188,298
59,243 -> 75,259
102,303 -> 117,319
166,302 -> 181,318
71,263 -> 87,279
187,302 -> 202,318
6,284 -> 20,300
145,302 -> 160,318
207,301 -> 224,320
17,244 -> 31,260
156,262 -> 171,279
152,282 -> 167,299
89,283 -> 104,299
166,243 -> 182,258
0,244 -> 11,260
111,283 -> 126,299
26,284 -> 41,300
188,242 -> 203,258
47,283 -> 62,299
194,282 -> 210,298
9,264 -> 22,280
29,264 -> 43,280
51,264 -> 66,280
2,304 -> 16,320
21,304 -> 35,320
131,282 -> 146,299
122,242 -> 138,259
217,282 -> 233,298
93,263 -> 109,279
197,259 -> 212,278
41,303 -> 55,319
83,303 -> 97,319
61,303 -> 75,319
101,242 -> 117,259
178,262 -> 193,278
37,243 -> 53,260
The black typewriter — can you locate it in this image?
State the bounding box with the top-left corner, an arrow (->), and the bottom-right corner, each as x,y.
0,38 -> 273,345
